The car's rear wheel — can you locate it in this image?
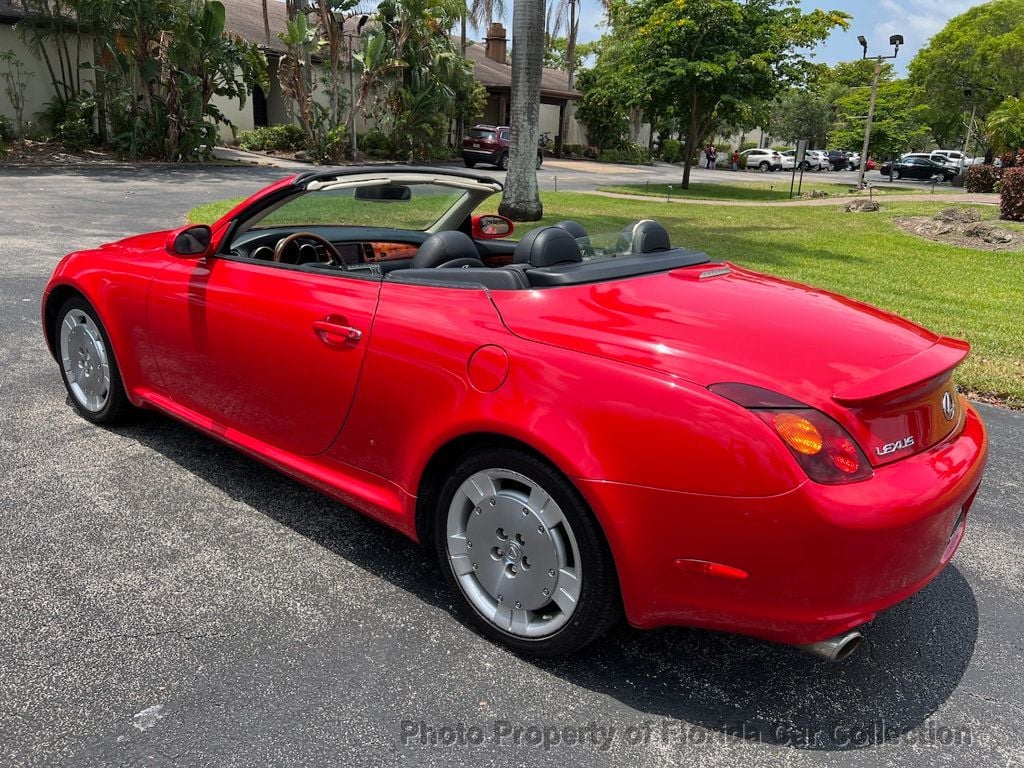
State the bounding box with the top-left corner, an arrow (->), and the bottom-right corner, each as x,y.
464,158 -> 476,168
498,152 -> 509,171
758,161 -> 770,172
435,447 -> 619,656
55,296 -> 134,424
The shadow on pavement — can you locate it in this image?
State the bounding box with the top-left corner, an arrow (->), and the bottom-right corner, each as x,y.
116,411 -> 978,752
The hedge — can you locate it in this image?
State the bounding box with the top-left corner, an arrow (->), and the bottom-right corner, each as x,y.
1000,166 -> 1024,222
965,164 -> 1000,194
237,124 -> 305,152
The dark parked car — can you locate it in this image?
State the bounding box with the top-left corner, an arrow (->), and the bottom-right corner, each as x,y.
462,125 -> 543,170
825,150 -> 853,171
879,157 -> 957,182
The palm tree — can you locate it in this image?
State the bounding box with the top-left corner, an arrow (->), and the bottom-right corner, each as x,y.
498,0 -> 545,220
545,0 -> 578,154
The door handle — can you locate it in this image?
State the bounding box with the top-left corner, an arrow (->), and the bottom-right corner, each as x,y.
312,319 -> 362,347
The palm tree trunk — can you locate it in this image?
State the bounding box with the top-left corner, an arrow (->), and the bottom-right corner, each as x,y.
498,0 -> 545,221
262,0 -> 271,45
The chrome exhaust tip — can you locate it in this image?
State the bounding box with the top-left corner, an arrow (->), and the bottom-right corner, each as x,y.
795,630 -> 863,662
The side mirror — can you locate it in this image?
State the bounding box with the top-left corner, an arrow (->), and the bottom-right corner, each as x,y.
472,214 -> 515,240
166,225 -> 213,257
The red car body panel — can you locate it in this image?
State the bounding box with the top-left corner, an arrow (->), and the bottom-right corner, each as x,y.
41,172 -> 988,648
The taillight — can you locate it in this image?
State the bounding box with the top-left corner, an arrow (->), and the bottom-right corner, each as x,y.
709,383 -> 873,484
755,408 -> 872,484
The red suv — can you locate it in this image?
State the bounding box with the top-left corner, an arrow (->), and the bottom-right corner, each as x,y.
462,125 -> 543,170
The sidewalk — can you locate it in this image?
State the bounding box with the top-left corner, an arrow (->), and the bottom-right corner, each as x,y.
212,146 -> 315,169
583,190 -> 1002,208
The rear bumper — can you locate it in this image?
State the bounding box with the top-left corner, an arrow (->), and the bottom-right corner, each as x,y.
578,402 -> 988,645
462,149 -> 501,165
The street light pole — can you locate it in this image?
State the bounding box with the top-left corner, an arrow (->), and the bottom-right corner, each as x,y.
855,34 -> 902,189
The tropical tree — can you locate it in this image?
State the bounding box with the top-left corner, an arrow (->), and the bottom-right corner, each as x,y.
598,0 -> 848,187
545,0 -> 579,153
358,0 -> 484,161
908,0 -> 1024,148
987,96 -> 1024,153
498,0 -> 545,220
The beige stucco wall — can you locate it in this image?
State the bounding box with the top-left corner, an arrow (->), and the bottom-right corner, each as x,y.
0,24 -> 94,135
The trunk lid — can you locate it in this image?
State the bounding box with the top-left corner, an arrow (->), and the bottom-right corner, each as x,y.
492,264 -> 967,464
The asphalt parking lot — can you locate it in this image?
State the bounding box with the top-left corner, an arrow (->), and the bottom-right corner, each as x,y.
1,166 -> 1022,767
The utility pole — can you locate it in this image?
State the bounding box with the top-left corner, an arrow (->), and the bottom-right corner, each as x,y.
960,88 -> 977,174
856,34 -> 902,190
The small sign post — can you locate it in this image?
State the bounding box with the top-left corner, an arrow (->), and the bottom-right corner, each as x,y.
790,139 -> 809,199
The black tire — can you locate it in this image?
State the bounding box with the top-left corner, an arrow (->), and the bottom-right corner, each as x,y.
54,295 -> 135,425
893,169 -> 902,180
463,158 -> 476,169
758,161 -> 769,172
433,447 -> 621,657
498,152 -> 509,171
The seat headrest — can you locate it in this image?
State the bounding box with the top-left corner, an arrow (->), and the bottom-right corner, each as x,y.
619,220 -> 671,254
513,226 -> 583,268
412,230 -> 481,269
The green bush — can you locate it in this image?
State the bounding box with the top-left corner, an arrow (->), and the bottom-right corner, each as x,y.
359,129 -> 392,159
599,143 -> 652,165
739,141 -> 758,151
583,145 -> 600,159
1000,167 -> 1024,222
660,138 -> 682,163
237,124 -> 305,152
55,118 -> 93,151
964,164 -> 1000,194
0,114 -> 13,142
561,143 -> 586,158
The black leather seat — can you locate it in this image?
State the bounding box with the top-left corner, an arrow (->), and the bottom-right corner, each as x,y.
412,231 -> 484,269
513,226 -> 583,268
618,220 -> 671,254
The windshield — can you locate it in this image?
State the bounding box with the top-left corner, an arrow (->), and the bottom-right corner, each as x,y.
249,183 -> 468,232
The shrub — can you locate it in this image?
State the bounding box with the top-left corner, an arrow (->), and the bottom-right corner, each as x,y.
359,129 -> 392,159
1000,167 -> 1024,222
237,124 -> 305,152
965,164 -> 1001,194
560,143 -> 585,158
599,143 -> 652,165
55,118 -> 93,151
740,141 -> 758,151
0,114 -> 12,141
583,145 -> 600,159
660,138 -> 682,164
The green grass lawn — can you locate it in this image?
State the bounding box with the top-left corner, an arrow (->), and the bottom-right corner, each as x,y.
598,180 -> 933,202
188,192 -> 1023,406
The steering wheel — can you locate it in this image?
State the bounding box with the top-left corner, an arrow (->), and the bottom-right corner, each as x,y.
273,232 -> 344,266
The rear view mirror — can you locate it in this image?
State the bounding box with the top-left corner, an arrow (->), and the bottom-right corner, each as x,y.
354,184 -> 412,201
472,214 -> 515,239
166,225 -> 213,257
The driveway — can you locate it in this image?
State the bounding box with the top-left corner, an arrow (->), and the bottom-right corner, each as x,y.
1,166 -> 1021,767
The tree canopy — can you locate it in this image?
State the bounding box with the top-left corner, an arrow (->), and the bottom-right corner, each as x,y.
587,0 -> 849,186
908,0 -> 1024,147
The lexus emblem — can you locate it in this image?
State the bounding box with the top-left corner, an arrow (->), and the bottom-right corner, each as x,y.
942,391 -> 956,421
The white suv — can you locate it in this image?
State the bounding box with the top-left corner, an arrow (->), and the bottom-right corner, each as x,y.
741,148 -> 783,172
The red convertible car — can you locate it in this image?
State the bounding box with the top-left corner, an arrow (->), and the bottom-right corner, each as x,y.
43,167 -> 987,660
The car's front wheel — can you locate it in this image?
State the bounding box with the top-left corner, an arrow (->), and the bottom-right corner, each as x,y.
55,296 -> 134,424
758,161 -> 770,172
435,448 -> 619,656
893,169 -> 902,179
